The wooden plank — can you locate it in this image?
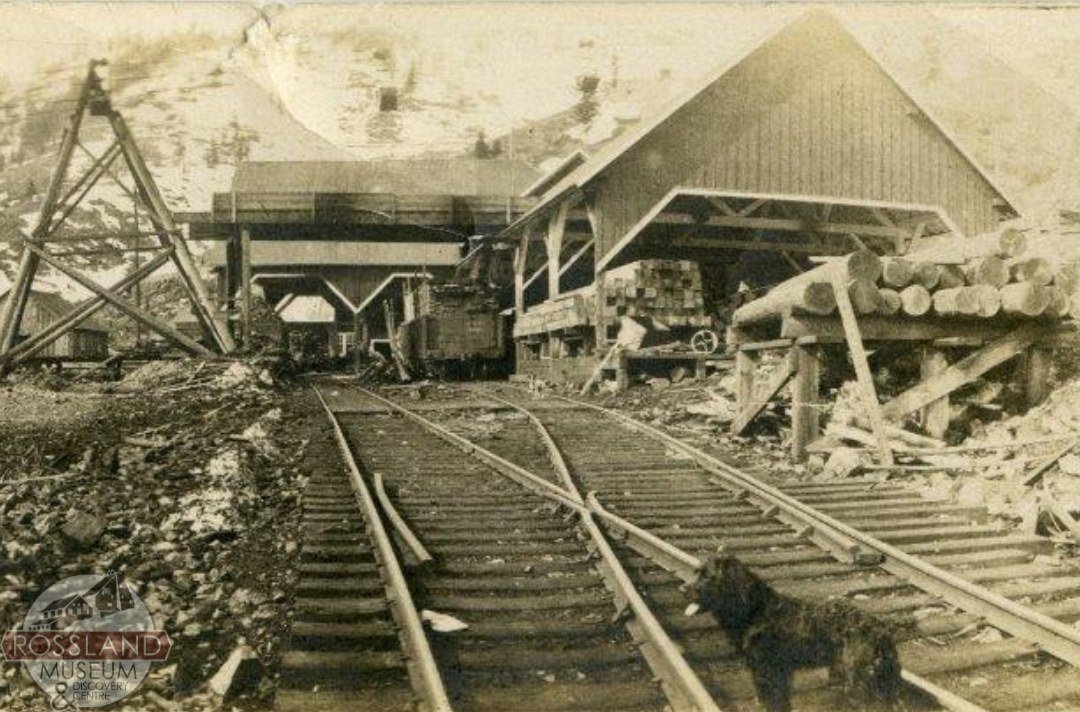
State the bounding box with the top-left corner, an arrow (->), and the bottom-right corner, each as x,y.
782,314 -> 1018,342
830,272 -> 893,465
881,323 -> 1044,422
736,339 -> 794,352
731,348 -> 796,435
792,345 -> 821,463
1022,440 -> 1079,487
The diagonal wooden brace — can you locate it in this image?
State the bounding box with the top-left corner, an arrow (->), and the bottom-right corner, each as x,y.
2,249 -> 174,369
879,322 -> 1043,422
730,348 -> 797,434
25,243 -> 213,356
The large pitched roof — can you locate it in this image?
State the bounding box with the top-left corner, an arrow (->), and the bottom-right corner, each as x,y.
512,9 -> 1018,231
232,158 -> 540,198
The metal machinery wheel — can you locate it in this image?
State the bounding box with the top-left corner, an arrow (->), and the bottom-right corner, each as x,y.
690,329 -> 720,354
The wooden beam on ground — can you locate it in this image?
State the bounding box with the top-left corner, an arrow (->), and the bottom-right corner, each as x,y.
731,349 -> 796,435
881,323 -> 1044,422
830,272 -> 894,465
1022,440 -> 1079,487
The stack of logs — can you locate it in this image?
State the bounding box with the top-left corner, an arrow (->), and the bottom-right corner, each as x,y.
733,228 -> 1079,327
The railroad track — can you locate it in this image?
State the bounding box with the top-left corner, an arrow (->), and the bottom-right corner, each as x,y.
310,382 -> 715,711
277,389 -> 448,711
353,380 -> 1080,712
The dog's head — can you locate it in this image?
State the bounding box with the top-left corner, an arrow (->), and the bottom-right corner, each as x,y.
693,554 -> 773,633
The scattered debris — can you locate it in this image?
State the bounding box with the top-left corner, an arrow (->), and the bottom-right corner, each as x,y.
422,609 -> 469,633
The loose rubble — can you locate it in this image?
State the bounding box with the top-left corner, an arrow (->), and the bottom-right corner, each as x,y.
0,357 -> 319,711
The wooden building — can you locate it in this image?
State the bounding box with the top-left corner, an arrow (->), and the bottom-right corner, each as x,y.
498,10 -> 1018,382
181,158 -> 538,347
0,289 -> 109,361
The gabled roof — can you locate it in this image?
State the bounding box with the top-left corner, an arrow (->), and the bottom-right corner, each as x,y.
511,9 -> 1018,232
521,150 -> 589,198
232,159 -> 540,198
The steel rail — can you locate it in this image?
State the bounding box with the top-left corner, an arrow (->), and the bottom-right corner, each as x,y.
355,386 -> 721,712
313,387 -> 452,712
494,391 -> 991,712
485,393 -> 721,712
374,471 -> 434,567
549,393 -> 1080,670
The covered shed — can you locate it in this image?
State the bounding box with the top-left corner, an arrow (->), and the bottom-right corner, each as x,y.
498,10 -> 1019,380
0,289 -> 109,361
182,157 -> 539,348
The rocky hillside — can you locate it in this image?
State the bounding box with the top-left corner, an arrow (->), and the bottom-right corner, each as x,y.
0,5 -> 1078,300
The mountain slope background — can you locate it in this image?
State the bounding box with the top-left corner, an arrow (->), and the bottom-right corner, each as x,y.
1,3 -> 1079,305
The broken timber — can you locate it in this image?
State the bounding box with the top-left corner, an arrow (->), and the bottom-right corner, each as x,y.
0,61 -> 234,375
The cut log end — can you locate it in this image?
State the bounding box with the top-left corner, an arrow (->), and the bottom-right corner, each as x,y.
881,258 -> 914,288
899,284 -> 932,317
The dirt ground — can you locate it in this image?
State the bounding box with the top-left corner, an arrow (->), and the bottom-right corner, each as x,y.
0,363 -> 327,710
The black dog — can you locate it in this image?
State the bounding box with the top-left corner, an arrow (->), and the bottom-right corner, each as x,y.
693,554 -> 902,712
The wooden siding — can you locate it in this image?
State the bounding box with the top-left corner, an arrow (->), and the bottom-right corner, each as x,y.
2,297 -> 108,360
592,14 -> 1003,262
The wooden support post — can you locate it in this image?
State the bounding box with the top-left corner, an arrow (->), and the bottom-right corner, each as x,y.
694,357 -> 707,381
792,345 -> 821,463
240,227 -> 252,349
735,350 -> 757,415
352,312 -> 362,373
594,270 -> 607,353
921,348 -> 950,439
830,272 -> 894,466
546,201 -> 569,298
513,239 -> 527,319
1024,346 -> 1052,408
615,349 -> 629,392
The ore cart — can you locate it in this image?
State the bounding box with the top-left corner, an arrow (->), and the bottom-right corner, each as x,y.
398,283 -> 508,378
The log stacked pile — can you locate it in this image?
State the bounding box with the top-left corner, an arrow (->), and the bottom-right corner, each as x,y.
733,229 -> 1080,328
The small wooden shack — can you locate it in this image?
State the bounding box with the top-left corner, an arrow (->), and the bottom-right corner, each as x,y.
0,289 -> 109,361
